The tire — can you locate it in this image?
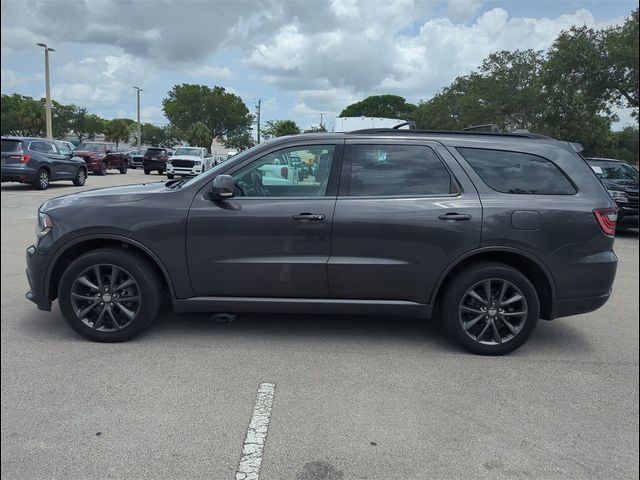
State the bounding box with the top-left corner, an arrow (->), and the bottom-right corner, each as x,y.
167,173 -> 175,179
158,169 -> 164,175
58,248 -> 162,342
144,168 -> 150,175
119,161 -> 128,174
98,161 -> 107,176
32,168 -> 50,190
72,168 -> 87,186
441,262 -> 539,355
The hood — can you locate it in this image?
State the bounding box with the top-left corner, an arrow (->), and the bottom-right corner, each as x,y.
74,149 -> 103,158
40,182 -> 166,212
172,155 -> 202,161
601,178 -> 639,192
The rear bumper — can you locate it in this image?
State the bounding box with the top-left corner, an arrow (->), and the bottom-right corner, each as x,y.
143,160 -> 166,170
1,165 -> 38,182
552,293 -> 611,319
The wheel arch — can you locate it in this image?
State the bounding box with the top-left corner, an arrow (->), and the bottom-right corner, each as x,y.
46,235 -> 175,303
430,247 -> 556,320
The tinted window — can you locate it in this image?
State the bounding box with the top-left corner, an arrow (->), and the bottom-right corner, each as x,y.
42,142 -> 57,154
233,145 -> 335,197
29,142 -> 45,153
341,144 -> 453,196
1,140 -> 22,153
145,148 -> 165,156
78,143 -> 106,153
458,148 -> 576,195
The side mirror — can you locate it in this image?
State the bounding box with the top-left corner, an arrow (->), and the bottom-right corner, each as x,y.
209,174 -> 235,201
105,149 -> 113,154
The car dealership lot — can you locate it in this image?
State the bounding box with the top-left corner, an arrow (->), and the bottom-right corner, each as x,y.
1,170 -> 638,480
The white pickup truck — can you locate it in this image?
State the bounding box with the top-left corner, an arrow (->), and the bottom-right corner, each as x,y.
258,152 -> 303,185
166,147 -> 214,178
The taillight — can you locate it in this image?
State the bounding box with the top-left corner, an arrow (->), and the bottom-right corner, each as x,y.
280,166 -> 288,178
593,208 -> 618,236
21,154 -> 32,163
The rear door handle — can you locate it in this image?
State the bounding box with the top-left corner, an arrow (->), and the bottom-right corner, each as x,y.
438,213 -> 472,221
293,213 -> 325,222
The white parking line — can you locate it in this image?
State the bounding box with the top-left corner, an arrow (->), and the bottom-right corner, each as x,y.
236,383 -> 276,480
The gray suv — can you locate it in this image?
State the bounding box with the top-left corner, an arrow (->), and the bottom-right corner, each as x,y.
25,129 -> 619,354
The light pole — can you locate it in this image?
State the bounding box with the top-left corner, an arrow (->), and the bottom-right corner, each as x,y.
36,43 -> 55,139
133,86 -> 143,147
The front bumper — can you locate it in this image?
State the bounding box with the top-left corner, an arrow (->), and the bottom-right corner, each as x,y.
617,204 -> 639,225
166,164 -> 203,176
25,244 -> 51,311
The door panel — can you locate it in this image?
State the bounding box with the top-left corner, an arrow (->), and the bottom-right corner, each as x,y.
186,141 -> 343,298
328,140 -> 482,304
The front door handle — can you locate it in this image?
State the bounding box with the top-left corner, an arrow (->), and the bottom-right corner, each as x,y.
438,213 -> 472,221
293,213 -> 325,222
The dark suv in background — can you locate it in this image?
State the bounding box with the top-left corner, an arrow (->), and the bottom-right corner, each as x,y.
586,157 -> 639,228
1,137 -> 87,190
143,147 -> 173,175
25,129 -> 618,355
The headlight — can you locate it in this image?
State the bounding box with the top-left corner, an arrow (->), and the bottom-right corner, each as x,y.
194,160 -> 201,165
36,212 -> 53,238
608,190 -> 628,202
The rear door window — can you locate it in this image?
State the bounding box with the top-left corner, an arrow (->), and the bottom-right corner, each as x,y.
457,148 -> 576,195
29,142 -> 45,153
340,144 -> 455,196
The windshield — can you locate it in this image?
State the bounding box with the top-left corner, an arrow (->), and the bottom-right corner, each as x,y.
587,160 -> 639,181
77,143 -> 106,153
174,147 -> 202,156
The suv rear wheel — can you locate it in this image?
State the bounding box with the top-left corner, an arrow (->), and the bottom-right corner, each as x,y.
58,248 -> 162,342
73,167 -> 87,186
33,168 -> 50,190
441,263 -> 539,355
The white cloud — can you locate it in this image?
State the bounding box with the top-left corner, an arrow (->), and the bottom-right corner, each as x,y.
1,69 -> 43,88
186,65 -> 234,80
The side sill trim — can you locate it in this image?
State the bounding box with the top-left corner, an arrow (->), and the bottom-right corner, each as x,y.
173,297 -> 433,319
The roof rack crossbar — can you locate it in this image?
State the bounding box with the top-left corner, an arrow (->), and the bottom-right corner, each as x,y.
347,128 -> 547,139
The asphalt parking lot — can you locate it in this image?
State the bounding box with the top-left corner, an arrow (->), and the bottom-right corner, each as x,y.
1,170 -> 638,480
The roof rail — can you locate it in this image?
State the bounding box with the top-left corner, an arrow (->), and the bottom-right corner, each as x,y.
462,123 -> 500,133
347,128 -> 549,139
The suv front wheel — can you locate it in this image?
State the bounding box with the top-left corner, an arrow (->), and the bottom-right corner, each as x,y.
441,263 -> 539,355
58,248 -> 162,342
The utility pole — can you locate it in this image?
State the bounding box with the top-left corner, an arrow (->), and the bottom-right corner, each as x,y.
36,43 -> 55,139
256,98 -> 261,144
134,86 -> 143,147
320,112 -> 324,130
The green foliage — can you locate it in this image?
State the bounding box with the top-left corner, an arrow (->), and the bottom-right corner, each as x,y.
162,84 -> 254,143
304,125 -> 327,133
340,95 -> 416,119
262,119 -> 301,139
103,119 -> 132,147
223,132 -> 254,151
186,121 -> 213,148
68,107 -> 104,141
1,94 -> 45,136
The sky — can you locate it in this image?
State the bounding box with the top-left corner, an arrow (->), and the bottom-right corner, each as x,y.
1,0 -> 637,136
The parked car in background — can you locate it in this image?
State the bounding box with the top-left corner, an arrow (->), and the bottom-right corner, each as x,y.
74,142 -> 129,175
166,147 -> 214,178
1,137 -> 87,190
587,157 -> 639,228
142,147 -> 173,175
127,150 -> 145,169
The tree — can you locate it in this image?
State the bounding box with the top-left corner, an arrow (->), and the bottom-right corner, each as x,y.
69,107 -> 104,141
162,84 -> 254,144
262,119 -> 301,139
104,118 -> 132,147
186,121 -> 212,148
1,94 -> 45,136
223,133 -> 254,151
340,95 -> 416,119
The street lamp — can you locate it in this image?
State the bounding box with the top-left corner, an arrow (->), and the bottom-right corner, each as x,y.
36,43 -> 55,139
133,86 -> 143,147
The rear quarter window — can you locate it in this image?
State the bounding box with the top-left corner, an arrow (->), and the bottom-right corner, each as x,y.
457,147 -> 576,195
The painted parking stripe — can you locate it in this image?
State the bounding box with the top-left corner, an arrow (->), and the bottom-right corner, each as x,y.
236,383 -> 276,480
